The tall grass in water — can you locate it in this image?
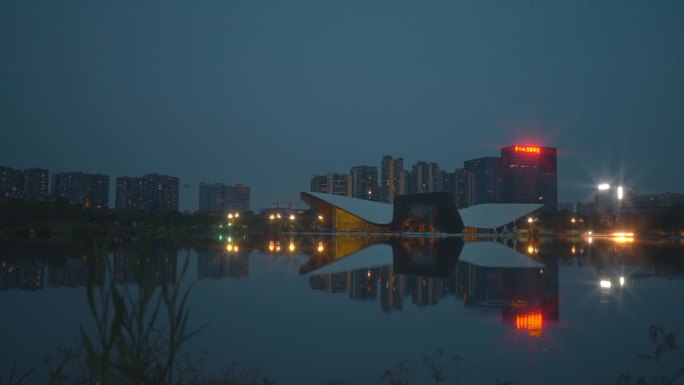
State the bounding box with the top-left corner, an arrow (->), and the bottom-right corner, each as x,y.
43,227 -> 203,384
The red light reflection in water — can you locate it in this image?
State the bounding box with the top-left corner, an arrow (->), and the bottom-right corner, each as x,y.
515,311 -> 543,337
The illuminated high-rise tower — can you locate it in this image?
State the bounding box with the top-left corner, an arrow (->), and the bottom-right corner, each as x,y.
500,145 -> 558,208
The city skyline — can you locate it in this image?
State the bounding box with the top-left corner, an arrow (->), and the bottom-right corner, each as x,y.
2,1 -> 683,211
0,138 -> 680,213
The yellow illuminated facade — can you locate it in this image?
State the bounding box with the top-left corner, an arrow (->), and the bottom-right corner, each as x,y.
331,207 -> 389,233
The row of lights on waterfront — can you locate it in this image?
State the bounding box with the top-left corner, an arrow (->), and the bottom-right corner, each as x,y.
268,213 -> 297,221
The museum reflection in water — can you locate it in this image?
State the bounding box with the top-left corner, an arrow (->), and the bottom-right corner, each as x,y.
2,235 -> 682,335
298,236 -> 558,336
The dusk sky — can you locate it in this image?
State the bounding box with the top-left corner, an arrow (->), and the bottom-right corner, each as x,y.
2,0 -> 683,212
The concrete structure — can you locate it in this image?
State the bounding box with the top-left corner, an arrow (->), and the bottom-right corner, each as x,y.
301,191 -> 542,234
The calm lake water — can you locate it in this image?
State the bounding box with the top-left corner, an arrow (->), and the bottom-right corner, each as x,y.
2,235 -> 684,384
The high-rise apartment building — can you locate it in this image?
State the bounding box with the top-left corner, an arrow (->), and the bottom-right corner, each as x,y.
310,175 -> 329,194
115,174 -> 179,211
463,157 -> 501,205
441,170 -> 456,202
23,168 -> 49,201
350,166 -> 379,201
225,184 -> 250,212
199,183 -> 251,213
408,161 -> 441,193
310,173 -> 351,196
441,168 -> 475,208
381,155 -> 406,203
500,145 -> 557,208
142,174 -> 179,211
0,165 -> 25,200
115,176 -> 145,210
52,172 -> 110,208
455,168 -> 475,208
199,182 -> 224,212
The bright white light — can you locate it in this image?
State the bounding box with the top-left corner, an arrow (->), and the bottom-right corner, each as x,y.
598,183 -> 610,190
600,280 -> 612,288
617,186 -> 624,200
619,276 -> 625,287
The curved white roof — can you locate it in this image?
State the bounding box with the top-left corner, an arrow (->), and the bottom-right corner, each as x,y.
458,203 -> 543,229
305,191 -> 394,224
303,192 -> 542,230
304,241 -> 543,275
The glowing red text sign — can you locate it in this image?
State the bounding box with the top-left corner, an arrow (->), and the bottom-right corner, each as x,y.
514,145 -> 541,154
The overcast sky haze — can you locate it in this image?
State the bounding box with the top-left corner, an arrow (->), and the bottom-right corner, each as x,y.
2,0 -> 683,211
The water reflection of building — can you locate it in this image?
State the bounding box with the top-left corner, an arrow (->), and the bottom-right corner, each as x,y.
0,259 -> 45,291
111,250 -> 178,284
197,248 -> 248,279
302,237 -> 560,333
49,257 -> 89,287
458,252 -> 559,335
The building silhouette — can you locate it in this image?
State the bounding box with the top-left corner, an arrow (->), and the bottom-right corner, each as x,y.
115,173 -> 179,211
408,161 -> 441,193
200,182 -> 251,213
350,165 -> 379,201
23,168 -> 49,201
115,176 -> 145,209
464,156 -> 501,205
52,172 -> 110,208
381,155 -> 406,203
440,168 -> 474,208
310,173 -> 351,196
455,168 -> 475,208
0,165 -> 26,200
500,145 -> 558,209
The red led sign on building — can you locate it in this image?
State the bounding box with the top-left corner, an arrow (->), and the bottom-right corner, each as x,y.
514,145 -> 541,154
